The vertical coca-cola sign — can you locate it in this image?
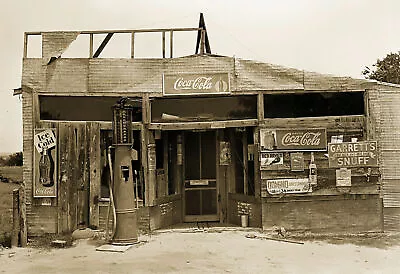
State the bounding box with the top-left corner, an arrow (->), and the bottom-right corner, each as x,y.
34,129 -> 57,198
163,73 -> 230,95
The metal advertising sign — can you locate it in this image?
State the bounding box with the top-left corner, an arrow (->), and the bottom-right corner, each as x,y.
260,128 -> 327,151
163,73 -> 230,95
328,141 -> 378,168
336,168 -> 352,187
260,152 -> 283,170
275,128 -> 327,150
34,129 -> 56,153
261,178 -> 312,196
34,129 -> 57,198
290,152 -> 305,171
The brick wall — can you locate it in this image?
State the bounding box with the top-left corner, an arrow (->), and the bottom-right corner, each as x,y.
228,193 -> 261,227
262,194 -> 383,233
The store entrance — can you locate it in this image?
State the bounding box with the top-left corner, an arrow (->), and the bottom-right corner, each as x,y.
184,130 -> 218,222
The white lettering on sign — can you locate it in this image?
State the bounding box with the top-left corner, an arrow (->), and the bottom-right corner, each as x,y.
282,132 -> 321,147
34,129 -> 56,153
174,77 -> 213,90
264,178 -> 311,195
328,141 -> 378,168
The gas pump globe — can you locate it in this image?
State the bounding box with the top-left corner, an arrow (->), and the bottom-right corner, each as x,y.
111,98 -> 138,244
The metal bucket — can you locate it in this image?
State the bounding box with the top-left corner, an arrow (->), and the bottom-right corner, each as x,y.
241,215 -> 248,228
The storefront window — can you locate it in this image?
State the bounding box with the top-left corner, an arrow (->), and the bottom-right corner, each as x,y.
264,92 -> 365,118
151,95 -> 257,122
39,96 -> 142,121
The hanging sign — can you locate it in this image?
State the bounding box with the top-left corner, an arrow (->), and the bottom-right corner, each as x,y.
163,73 -> 230,95
34,129 -> 57,198
260,128 -> 327,151
328,141 -> 378,168
336,168 -> 351,187
290,152 -> 305,171
261,178 -> 311,196
219,141 -> 231,165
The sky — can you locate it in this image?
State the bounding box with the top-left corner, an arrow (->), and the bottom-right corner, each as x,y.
1,0 -> 400,153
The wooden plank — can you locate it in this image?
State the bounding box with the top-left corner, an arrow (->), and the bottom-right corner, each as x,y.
78,27 -> 202,35
149,119 -> 258,130
257,93 -> 264,121
131,32 -> 135,58
23,33 -> 28,58
170,31 -> 173,58
11,189 -> 20,247
77,123 -> 89,227
58,122 -> 70,233
217,129 -> 227,223
253,128 -> 261,198
162,31 -> 166,58
89,122 -> 101,228
93,33 -> 114,58
68,124 -> 77,231
89,34 -> 93,58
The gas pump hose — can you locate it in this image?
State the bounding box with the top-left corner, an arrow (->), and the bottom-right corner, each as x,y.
106,146 -> 117,240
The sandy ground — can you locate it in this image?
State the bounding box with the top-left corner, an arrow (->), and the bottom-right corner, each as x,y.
1,229 -> 399,274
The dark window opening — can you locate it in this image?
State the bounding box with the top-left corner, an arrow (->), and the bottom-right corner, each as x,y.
152,95 -> 257,122
40,96 -> 142,121
264,92 -> 365,118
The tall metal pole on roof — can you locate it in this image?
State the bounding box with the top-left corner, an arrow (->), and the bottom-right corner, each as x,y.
195,13 -> 211,54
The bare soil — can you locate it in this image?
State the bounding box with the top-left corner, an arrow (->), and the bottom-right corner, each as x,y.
1,229 -> 399,274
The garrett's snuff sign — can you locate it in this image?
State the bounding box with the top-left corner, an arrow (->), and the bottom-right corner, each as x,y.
328,141 -> 378,168
163,73 -> 230,95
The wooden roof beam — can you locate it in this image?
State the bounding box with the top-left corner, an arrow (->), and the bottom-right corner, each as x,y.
93,33 -> 114,58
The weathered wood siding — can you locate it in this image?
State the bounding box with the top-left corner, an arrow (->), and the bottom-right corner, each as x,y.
260,116 -> 376,191
373,91 -> 400,231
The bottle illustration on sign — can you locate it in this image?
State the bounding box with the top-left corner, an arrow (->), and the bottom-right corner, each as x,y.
39,146 -> 54,187
309,152 -> 317,185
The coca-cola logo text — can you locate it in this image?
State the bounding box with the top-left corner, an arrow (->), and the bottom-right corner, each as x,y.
174,77 -> 213,90
281,132 -> 321,147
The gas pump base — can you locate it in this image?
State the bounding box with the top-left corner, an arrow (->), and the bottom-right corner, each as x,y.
112,209 -> 138,245
112,145 -> 139,245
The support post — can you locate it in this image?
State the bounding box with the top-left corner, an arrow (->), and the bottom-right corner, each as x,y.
162,31 -> 166,58
200,30 -> 205,55
19,188 -> 27,247
23,33 -> 28,58
89,33 -> 93,58
170,31 -> 173,58
131,32 -> 135,58
11,189 -> 20,248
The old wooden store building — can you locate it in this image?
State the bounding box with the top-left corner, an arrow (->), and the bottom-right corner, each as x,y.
15,22 -> 400,240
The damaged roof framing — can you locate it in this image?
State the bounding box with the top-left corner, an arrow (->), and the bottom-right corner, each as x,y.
24,27 -> 210,64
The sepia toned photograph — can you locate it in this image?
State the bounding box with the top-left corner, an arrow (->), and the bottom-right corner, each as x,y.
1,1 -> 399,273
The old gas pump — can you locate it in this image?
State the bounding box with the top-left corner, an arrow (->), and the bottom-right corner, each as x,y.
111,98 -> 138,244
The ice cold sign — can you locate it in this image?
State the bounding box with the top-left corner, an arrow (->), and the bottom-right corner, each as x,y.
34,129 -> 56,153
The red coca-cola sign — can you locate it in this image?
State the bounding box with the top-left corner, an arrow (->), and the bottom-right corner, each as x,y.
275,128 -> 327,150
163,73 -> 230,95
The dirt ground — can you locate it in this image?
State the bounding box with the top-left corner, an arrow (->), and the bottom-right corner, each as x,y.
1,228 -> 399,274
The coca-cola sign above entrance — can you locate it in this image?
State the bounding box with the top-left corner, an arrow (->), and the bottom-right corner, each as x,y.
163,73 -> 230,95
260,128 -> 327,151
